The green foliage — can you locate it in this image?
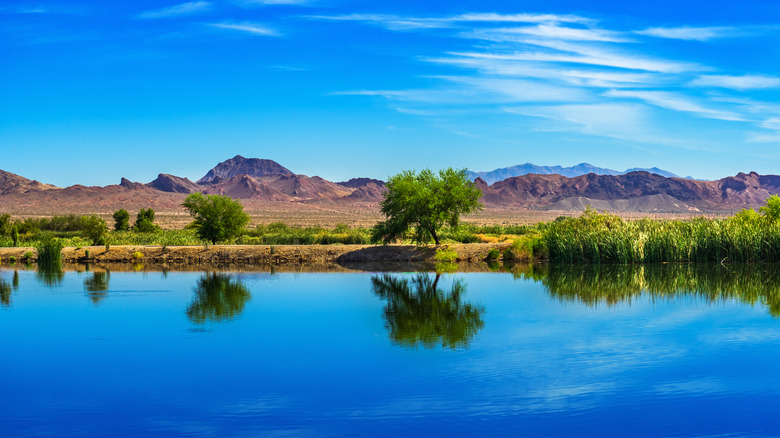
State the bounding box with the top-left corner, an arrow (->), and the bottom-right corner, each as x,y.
23,251 -> 33,260
8,256 -> 16,263
237,224 -> 371,245
0,214 -> 11,236
485,248 -> 500,261
132,251 -> 143,260
134,208 -> 159,233
80,215 -> 108,245
434,247 -> 458,262
542,196 -> 780,264
760,194 -> 780,221
35,236 -> 64,267
11,227 -> 18,247
371,168 -> 483,245
182,193 -> 251,244
84,249 -> 90,259
112,209 -> 130,231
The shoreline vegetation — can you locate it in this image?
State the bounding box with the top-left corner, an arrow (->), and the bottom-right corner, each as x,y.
2,195 -> 780,266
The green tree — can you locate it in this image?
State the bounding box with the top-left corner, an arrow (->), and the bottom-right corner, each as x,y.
113,209 -> 130,231
371,168 -> 482,245
134,208 -> 159,233
182,193 -> 250,244
80,215 -> 108,245
0,214 -> 11,236
760,194 -> 780,221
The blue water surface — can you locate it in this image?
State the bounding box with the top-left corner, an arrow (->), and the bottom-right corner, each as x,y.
2,266 -> 780,437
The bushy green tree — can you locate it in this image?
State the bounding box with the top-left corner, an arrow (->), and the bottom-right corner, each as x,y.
134,208 -> 159,233
113,209 -> 130,231
0,214 -> 11,236
182,193 -> 250,244
760,194 -> 780,221
80,215 -> 108,245
371,168 -> 482,245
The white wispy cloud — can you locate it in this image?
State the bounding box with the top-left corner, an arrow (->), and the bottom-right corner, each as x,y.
307,12 -> 593,32
690,74 -> 780,90
237,0 -> 312,6
448,12 -> 592,24
604,90 -> 748,122
138,1 -> 212,19
210,21 -> 280,36
635,26 -> 738,41
469,24 -> 631,43
317,10 -> 779,147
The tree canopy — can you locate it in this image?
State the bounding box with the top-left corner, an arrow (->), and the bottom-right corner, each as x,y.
182,193 -> 250,244
371,168 -> 482,245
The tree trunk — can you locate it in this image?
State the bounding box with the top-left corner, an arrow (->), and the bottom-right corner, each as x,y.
431,228 -> 440,245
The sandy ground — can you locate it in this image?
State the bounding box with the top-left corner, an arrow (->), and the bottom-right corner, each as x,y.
0,243 -> 512,266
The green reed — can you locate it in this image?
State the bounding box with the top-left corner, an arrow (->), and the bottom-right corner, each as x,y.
542,201 -> 780,264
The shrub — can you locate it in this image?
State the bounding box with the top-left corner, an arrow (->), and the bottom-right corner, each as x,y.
80,215 -> 108,245
132,251 -> 143,260
485,248 -> 500,261
434,247 -> 458,262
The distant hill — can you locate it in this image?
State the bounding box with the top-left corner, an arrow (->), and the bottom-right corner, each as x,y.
197,155 -> 293,185
466,163 -> 681,185
1,157 -> 778,214
0,169 -> 59,195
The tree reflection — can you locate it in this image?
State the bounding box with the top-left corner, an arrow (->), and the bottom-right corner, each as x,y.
84,272 -> 110,305
187,273 -> 251,324
371,273 -> 484,349
1,271 -> 19,308
540,264 -> 780,317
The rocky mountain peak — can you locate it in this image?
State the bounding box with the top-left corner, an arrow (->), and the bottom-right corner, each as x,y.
197,155 -> 293,185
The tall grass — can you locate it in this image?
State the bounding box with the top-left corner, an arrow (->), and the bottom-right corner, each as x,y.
542,203 -> 780,264
35,236 -> 64,268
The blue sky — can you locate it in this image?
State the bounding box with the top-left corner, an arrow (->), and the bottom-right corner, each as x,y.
3,0 -> 780,186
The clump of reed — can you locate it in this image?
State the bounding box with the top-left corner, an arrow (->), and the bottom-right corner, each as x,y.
34,235 -> 64,267
541,196 -> 780,264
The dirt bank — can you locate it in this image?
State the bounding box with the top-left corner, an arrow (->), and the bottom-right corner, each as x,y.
0,243 -> 511,266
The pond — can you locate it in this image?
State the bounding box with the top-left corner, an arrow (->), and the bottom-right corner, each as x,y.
3,264 -> 780,437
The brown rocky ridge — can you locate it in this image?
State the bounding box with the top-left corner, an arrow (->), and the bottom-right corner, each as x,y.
1,157 -> 779,214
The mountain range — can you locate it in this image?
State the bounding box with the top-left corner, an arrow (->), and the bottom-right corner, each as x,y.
466,163 -> 687,185
0,155 -> 778,214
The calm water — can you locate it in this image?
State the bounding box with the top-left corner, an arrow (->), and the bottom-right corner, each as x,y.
3,264 -> 780,437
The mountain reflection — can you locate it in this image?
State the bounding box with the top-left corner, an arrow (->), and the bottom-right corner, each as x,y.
514,263 -> 780,316
84,272 -> 110,305
371,273 -> 484,349
187,273 -> 251,324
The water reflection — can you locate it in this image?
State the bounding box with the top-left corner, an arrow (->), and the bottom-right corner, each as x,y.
1,271 -> 19,308
521,263 -> 780,316
371,273 -> 484,349
36,263 -> 64,287
187,273 -> 251,324
84,272 -> 110,305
